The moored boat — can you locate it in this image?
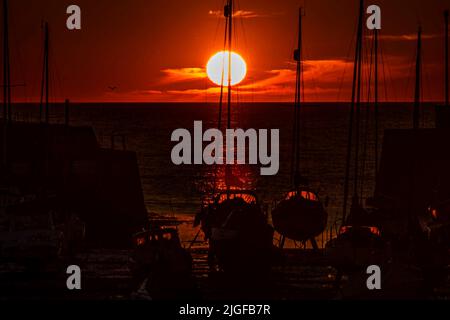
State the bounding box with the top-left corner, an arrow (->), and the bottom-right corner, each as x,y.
272,189 -> 327,243
131,226 -> 195,299
193,0 -> 275,274
325,0 -> 391,274
271,8 -> 328,247
196,190 -> 273,272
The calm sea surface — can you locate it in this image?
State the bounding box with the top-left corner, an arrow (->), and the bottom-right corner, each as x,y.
11,102 -> 436,236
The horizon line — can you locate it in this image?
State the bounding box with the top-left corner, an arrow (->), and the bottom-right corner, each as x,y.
8,100 -> 448,105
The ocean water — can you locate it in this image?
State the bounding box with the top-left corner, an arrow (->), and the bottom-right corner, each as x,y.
11,102 -> 436,232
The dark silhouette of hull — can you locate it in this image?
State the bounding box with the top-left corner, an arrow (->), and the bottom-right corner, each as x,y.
210,211 -> 274,272
272,191 -> 327,242
131,227 -> 196,299
196,191 -> 274,272
325,225 -> 388,271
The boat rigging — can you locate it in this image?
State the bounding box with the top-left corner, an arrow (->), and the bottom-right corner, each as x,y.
271,7 -> 328,250
194,0 -> 274,273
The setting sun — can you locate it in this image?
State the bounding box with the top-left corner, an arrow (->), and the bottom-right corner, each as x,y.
206,51 -> 247,87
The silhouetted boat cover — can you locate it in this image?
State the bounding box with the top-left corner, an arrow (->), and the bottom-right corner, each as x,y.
324,0 -> 390,273
326,230 -> 385,270
131,227 -> 195,299
196,190 -> 273,272
272,190 -> 327,242
271,8 -> 327,243
194,0 -> 275,273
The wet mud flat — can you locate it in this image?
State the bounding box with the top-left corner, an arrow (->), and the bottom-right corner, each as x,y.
1,248 -> 450,300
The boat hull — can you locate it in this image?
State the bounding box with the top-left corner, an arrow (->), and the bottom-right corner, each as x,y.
272,197 -> 328,241
324,227 -> 388,271
201,195 -> 274,272
210,225 -> 274,273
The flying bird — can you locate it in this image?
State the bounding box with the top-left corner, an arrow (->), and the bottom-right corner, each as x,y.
108,86 -> 118,91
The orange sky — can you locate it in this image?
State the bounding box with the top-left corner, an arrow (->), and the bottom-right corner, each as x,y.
4,0 -> 450,103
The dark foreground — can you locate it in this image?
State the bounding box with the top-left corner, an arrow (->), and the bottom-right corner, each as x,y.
1,248 -> 450,301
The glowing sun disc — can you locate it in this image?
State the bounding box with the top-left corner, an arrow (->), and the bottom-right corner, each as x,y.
206,51 -> 247,86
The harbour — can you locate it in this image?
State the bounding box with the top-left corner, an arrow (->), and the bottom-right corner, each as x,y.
1,0 -> 450,304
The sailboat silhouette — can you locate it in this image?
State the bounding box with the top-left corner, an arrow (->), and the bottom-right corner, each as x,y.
271,8 -> 328,250
194,0 -> 274,274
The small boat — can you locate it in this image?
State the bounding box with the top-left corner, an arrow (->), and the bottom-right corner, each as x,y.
193,0 -> 275,274
131,227 -> 192,276
272,189 -> 327,243
196,190 -> 274,272
325,0 -> 390,274
131,226 -> 195,299
325,218 -> 386,271
271,8 -> 327,247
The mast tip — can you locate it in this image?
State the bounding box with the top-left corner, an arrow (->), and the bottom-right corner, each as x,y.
299,7 -> 305,17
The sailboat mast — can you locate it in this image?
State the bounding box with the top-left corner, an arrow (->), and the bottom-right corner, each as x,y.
39,22 -> 49,124
2,0 -> 5,123
342,0 -> 364,223
293,7 -> 303,188
374,29 -> 379,174
413,25 -> 422,129
227,0 -> 232,130
223,0 -> 233,192
445,10 -> 449,106
353,1 -> 364,202
3,0 -> 11,123
45,23 -> 49,124
217,17 -> 228,131
2,0 -> 11,170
